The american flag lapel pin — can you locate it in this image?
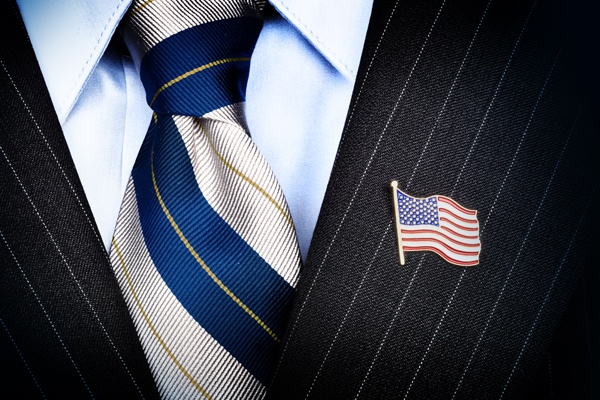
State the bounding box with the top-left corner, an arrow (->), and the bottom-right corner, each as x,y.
390,181 -> 481,267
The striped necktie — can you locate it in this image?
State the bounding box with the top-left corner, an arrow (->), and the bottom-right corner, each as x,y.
109,1 -> 302,398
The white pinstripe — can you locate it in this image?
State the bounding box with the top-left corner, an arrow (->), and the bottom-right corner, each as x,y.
306,0 -> 491,395
0,61 -> 144,389
354,253 -> 427,399
270,0 -> 403,381
498,184 -> 596,399
401,3 -> 543,397
0,318 -> 46,399
0,230 -> 90,398
451,0 -> 538,195
271,0 -> 447,385
450,42 -> 568,400
1,57 -> 147,396
406,0 -> 493,189
356,0 -> 513,395
304,222 -> 393,400
0,144 -> 143,399
0,59 -> 109,263
402,272 -> 465,400
353,1 -> 541,396
333,0 -> 401,159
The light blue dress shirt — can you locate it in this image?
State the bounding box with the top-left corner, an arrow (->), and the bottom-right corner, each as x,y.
16,0 -> 373,261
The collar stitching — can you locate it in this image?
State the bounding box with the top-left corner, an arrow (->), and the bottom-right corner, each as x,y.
56,0 -> 128,117
276,0 -> 355,77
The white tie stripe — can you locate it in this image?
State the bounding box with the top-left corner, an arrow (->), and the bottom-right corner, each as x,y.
125,0 -> 263,60
176,106 -> 301,285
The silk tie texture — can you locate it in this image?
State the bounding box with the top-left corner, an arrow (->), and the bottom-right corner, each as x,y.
109,1 -> 302,398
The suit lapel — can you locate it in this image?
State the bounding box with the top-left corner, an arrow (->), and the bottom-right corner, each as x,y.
0,2 -> 159,398
268,0 -> 598,398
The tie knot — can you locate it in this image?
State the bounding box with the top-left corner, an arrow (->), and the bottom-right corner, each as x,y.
123,0 -> 264,115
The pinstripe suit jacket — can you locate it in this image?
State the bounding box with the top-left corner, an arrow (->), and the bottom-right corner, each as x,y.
1,0 -> 598,399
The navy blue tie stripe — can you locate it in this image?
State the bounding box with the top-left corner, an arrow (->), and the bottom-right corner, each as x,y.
140,17 -> 262,115
110,0 -> 302,398
131,116 -> 293,384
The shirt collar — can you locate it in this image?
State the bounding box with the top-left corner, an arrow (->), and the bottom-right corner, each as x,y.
16,0 -> 131,124
270,0 -> 373,80
17,0 -> 372,123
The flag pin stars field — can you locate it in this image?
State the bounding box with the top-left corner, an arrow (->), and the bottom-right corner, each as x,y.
390,181 -> 481,267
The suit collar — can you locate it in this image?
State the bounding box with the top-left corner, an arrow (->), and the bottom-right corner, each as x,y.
0,3 -> 159,396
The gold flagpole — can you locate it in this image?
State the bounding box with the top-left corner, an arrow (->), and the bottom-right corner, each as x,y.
390,180 -> 405,265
